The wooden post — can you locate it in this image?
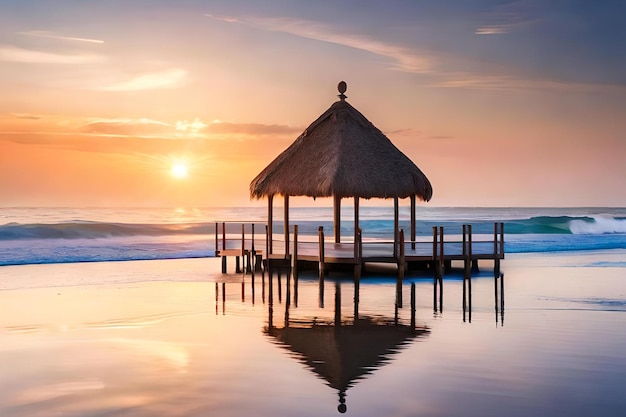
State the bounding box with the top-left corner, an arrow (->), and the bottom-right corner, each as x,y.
393,197 -> 399,258
236,223 -> 244,273
284,194 -> 290,256
494,222 -> 500,274
463,224 -> 470,279
334,195 -> 341,243
410,194 -> 416,250
432,226 -> 439,311
354,228 -> 362,283
469,224 -> 478,272
318,226 -> 325,307
214,222 -> 219,255
396,229 -> 405,308
438,226 -> 444,312
268,194 -> 274,254
353,196 -> 360,258
265,224 -> 269,274
293,225 -> 299,280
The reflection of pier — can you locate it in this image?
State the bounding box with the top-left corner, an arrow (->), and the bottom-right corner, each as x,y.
213,268 -> 505,412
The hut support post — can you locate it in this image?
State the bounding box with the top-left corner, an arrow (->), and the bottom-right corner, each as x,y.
293,225 -> 299,280
318,226 -> 325,308
410,195 -> 416,250
284,194 -> 290,257
334,195 -> 341,243
354,227 -> 362,284
393,197 -> 399,258
268,194 -> 274,255
396,229 -> 405,308
354,197 -> 360,258
221,222 -> 227,273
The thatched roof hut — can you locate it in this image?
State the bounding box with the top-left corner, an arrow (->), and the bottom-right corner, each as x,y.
250,81 -> 432,251
250,86 -> 432,200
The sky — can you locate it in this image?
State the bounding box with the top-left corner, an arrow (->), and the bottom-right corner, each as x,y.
0,0 -> 625,208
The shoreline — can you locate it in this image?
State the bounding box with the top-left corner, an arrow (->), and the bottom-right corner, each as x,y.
1,249 -> 624,292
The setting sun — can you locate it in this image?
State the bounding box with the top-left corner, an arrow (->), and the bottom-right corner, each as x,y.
171,163 -> 188,179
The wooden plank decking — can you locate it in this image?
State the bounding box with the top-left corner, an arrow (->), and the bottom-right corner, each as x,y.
215,221 -> 505,277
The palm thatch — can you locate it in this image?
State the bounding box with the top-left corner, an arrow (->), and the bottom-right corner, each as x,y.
250,90 -> 432,201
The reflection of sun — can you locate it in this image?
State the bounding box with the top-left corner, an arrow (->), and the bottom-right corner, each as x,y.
171,163 -> 188,179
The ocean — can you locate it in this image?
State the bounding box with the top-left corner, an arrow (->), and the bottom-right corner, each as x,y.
1,208 -> 625,416
1,206 -> 625,266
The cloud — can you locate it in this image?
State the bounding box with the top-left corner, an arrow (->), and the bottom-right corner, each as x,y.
0,115 -> 299,144
205,14 -> 435,74
79,118 -> 173,137
475,26 -> 510,35
176,118 -> 207,135
430,73 -> 626,93
206,121 -> 301,136
0,45 -> 105,64
16,30 -> 104,44
475,0 -> 539,35
98,69 -> 188,91
10,113 -> 43,120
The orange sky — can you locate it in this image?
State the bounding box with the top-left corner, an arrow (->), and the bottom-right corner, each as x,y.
1,1 -> 625,208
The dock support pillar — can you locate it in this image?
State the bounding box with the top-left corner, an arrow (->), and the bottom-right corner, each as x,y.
318,226 -> 325,308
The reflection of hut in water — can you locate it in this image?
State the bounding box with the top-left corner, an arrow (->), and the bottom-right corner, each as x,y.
264,282 -> 429,413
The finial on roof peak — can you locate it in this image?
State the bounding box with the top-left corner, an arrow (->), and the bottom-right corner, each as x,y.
338,81 -> 347,101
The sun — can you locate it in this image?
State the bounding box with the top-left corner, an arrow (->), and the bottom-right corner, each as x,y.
171,163 -> 188,179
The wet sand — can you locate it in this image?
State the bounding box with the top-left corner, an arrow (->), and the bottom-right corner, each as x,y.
1,252 -> 625,416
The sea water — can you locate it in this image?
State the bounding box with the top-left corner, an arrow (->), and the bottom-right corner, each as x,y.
1,207 -> 625,416
1,207 -> 625,266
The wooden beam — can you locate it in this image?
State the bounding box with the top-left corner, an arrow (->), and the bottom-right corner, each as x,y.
333,195 -> 341,243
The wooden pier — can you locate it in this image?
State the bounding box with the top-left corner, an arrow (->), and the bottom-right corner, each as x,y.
215,221 -> 505,280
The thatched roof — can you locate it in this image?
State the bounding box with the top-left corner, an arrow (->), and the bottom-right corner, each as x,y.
250,84 -> 433,201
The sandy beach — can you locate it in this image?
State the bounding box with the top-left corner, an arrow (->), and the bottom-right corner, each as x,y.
1,252 -> 625,416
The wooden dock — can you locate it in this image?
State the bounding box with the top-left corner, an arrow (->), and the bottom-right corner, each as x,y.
215,221 -> 505,280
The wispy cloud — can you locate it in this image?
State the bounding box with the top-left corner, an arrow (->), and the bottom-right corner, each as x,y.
10,113 -> 43,120
98,69 -> 188,91
475,26 -> 510,35
17,30 -> 104,44
205,14 -> 435,73
0,45 -> 104,64
431,72 -> 626,93
79,118 -> 173,137
206,120 -> 301,136
1,115 -> 299,142
475,0 -> 539,35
